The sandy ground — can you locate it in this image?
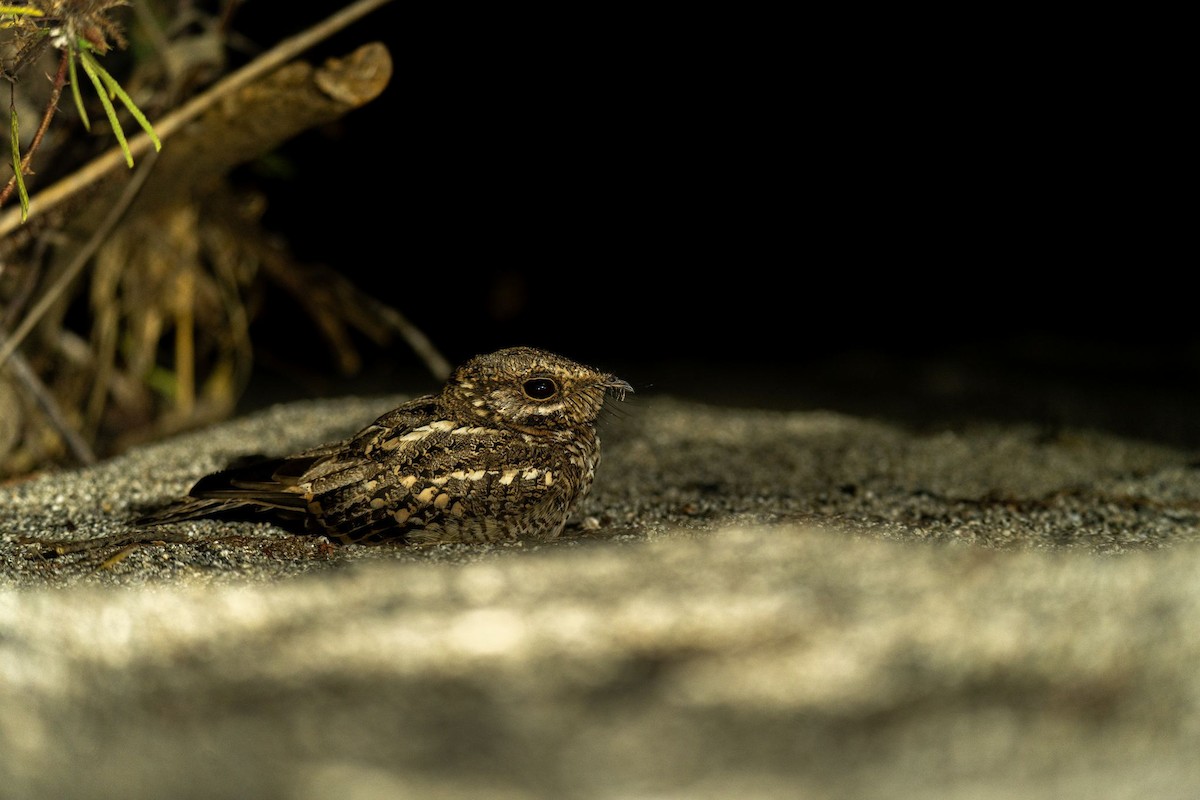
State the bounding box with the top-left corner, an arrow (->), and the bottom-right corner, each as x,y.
3,392 -> 1200,799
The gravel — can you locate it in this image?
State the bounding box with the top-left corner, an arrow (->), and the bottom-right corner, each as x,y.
3,394 -> 1200,798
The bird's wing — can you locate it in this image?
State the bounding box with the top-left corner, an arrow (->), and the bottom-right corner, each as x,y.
301,417 -> 567,544
140,396 -> 442,527
185,453 -> 326,508
136,451 -> 328,526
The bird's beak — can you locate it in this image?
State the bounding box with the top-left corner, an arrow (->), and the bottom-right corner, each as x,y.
603,376 -> 634,402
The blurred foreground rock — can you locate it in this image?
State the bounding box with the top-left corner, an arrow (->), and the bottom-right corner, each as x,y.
2,395 -> 1200,799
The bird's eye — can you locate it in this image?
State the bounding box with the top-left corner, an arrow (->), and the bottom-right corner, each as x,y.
522,378 -> 559,400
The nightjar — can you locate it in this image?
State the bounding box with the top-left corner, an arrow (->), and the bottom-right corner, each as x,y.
145,347 -> 631,544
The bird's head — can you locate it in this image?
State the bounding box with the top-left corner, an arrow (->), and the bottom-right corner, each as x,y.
442,347 -> 631,435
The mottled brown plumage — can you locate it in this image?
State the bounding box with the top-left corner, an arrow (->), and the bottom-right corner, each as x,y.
145,347 -> 631,544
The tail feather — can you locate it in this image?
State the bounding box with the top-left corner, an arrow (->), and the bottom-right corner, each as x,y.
138,453 -> 318,528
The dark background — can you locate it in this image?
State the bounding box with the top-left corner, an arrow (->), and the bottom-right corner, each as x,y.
228,6 -> 1195,446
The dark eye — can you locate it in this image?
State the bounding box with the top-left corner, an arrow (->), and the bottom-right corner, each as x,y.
522,378 -> 559,400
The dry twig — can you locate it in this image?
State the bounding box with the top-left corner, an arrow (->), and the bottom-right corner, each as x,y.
0,0 -> 395,236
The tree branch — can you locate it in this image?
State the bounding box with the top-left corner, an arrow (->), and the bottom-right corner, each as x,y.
0,0 -> 395,236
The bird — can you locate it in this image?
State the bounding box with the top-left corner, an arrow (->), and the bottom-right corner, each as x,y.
143,347 -> 632,545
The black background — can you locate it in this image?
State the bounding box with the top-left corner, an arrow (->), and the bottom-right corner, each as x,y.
227,6 -> 1195,445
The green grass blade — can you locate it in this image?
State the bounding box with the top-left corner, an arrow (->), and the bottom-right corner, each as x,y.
0,6 -> 45,14
9,107 -> 29,221
67,49 -> 90,131
86,54 -> 162,153
78,50 -> 132,167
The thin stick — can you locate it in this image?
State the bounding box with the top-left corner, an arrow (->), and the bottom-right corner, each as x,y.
0,150 -> 158,370
18,530 -> 198,557
0,328 -> 97,464
0,50 -> 68,208
0,0 -> 395,237
356,291 -> 453,380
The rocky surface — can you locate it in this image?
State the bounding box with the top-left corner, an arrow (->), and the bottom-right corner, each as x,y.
3,393 -> 1200,799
